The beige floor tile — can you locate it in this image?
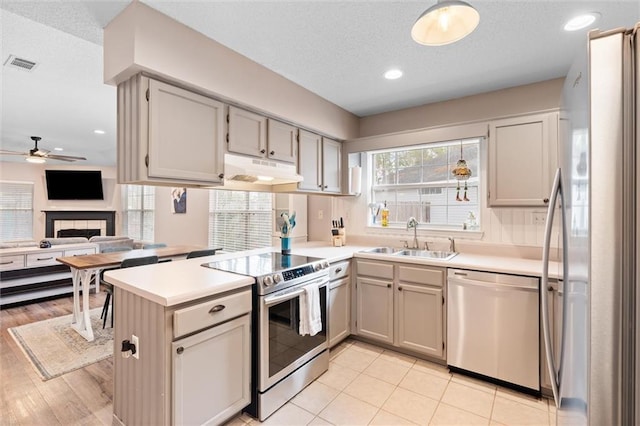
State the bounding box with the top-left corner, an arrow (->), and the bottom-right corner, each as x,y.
496,387 -> 549,412
491,396 -> 551,426
329,341 -> 352,360
440,381 -> 495,418
350,340 -> 385,355
317,361 -> 360,391
369,409 -> 419,425
317,393 -> 378,426
259,402 -> 315,426
412,359 -> 452,380
450,373 -> 497,394
429,403 -> 490,425
308,416 -> 335,426
224,416 -> 248,426
378,349 -> 417,368
291,380 -> 340,415
381,387 -> 438,426
363,356 -> 411,385
332,346 -> 378,372
399,368 -> 449,401
343,373 -> 396,407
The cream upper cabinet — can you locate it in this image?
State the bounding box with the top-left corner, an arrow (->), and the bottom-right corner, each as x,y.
117,74 -> 225,186
298,130 -> 342,193
322,138 -> 342,193
488,112 -> 558,206
267,119 -> 297,163
227,106 -> 268,158
298,130 -> 322,191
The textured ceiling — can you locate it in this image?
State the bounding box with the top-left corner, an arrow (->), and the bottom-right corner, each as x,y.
1,1 -> 639,166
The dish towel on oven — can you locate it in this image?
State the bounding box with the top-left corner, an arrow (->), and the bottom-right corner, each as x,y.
299,282 -> 322,336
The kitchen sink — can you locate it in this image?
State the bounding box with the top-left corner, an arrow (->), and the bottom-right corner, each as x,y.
394,249 -> 458,260
361,247 -> 399,254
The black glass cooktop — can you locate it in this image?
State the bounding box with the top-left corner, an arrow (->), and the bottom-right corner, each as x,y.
203,252 -> 323,277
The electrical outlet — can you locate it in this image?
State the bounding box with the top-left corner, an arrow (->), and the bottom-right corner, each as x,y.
532,212 -> 546,225
131,334 -> 139,360
318,210 -> 324,220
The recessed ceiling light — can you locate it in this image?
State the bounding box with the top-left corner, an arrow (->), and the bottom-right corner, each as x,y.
94,129 -> 105,135
54,147 -> 63,151
384,69 -> 403,80
564,12 -> 600,31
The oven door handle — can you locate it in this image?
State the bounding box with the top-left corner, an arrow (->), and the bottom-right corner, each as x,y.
263,277 -> 328,307
264,288 -> 306,306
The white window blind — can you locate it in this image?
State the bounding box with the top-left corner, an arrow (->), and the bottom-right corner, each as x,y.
0,181 -> 34,242
370,138 -> 481,229
122,185 -> 155,241
209,190 -> 272,252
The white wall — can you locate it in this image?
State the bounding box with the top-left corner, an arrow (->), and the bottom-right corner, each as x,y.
0,162 -> 121,240
152,186 -> 210,247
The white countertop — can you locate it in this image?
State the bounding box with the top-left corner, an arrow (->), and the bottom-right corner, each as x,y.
104,242 -> 560,307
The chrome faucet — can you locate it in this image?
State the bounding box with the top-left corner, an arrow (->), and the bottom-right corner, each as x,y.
406,217 -> 419,249
448,237 -> 456,253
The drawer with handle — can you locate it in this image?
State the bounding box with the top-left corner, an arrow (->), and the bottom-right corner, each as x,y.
0,255 -> 25,271
63,247 -> 97,257
173,289 -> 251,339
329,261 -> 350,281
26,251 -> 63,268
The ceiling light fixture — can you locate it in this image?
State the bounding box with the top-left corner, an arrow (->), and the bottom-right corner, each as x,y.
384,69 -> 403,80
25,157 -> 46,164
94,129 -> 105,135
563,12 -> 600,31
411,0 -> 480,46
54,147 -> 63,151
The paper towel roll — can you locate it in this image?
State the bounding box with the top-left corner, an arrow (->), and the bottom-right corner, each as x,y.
350,166 -> 362,195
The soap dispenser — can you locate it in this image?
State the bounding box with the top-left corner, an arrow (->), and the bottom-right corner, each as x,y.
381,201 -> 389,227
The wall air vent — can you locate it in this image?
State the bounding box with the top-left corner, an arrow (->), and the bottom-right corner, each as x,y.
4,55 -> 38,72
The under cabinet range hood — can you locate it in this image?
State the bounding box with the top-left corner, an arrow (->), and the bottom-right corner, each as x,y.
223,153 -> 303,189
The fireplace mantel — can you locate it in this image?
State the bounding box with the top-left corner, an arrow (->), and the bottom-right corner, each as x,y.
43,210 -> 116,238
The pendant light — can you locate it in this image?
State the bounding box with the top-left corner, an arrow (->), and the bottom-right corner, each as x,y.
452,141 -> 472,202
411,0 -> 480,46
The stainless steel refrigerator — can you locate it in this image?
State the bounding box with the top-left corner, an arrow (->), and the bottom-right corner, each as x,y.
541,24 -> 639,425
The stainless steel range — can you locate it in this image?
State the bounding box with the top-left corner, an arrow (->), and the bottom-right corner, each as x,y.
203,252 -> 330,421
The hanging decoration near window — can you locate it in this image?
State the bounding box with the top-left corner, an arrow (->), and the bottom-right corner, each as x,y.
452,141 -> 472,201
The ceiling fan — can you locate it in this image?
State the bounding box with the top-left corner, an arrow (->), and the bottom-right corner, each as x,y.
0,136 -> 87,163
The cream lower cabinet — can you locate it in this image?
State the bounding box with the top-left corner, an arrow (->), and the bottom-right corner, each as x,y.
173,314 -> 251,425
328,260 -> 351,347
355,260 -> 445,359
112,287 -> 251,426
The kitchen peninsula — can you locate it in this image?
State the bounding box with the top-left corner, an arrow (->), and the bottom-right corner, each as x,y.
104,242 -> 558,425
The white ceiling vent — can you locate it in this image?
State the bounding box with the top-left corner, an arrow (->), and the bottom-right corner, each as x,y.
4,55 -> 38,72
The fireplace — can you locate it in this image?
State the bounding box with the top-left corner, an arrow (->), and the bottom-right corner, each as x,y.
44,211 -> 116,238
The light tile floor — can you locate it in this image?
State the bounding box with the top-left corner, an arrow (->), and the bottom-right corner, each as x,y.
228,339 -> 556,426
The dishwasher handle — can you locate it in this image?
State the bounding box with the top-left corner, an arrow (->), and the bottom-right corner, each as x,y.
448,276 -> 538,292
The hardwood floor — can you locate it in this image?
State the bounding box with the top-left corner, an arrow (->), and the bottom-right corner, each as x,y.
0,293 -> 113,425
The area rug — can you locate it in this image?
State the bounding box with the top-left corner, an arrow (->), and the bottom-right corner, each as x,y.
8,308 -> 113,380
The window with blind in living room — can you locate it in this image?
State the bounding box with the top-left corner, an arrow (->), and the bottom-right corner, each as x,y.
208,190 -> 272,252
0,181 -> 34,242
122,185 -> 155,241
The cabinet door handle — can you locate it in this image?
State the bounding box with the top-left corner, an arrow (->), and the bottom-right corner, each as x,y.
218,173 -> 224,179
335,267 -> 342,273
260,149 -> 266,154
398,286 -> 403,291
270,150 -> 275,155
0,260 -> 14,265
176,346 -> 184,355
318,184 -> 322,188
37,257 -> 53,261
387,283 -> 391,288
543,198 -> 549,203
209,305 -> 226,313
324,185 -> 328,189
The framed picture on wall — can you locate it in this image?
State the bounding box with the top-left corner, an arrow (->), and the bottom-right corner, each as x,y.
171,187 -> 187,214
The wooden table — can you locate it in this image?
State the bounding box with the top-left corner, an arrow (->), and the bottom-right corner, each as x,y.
57,245 -> 202,341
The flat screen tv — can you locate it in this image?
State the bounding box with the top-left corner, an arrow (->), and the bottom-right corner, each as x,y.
45,170 -> 104,200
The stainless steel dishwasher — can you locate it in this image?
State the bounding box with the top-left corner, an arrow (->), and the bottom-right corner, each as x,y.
447,269 -> 540,391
